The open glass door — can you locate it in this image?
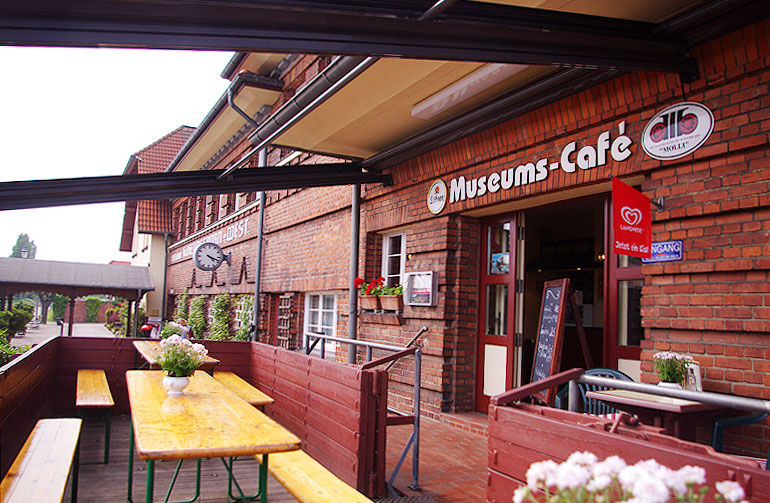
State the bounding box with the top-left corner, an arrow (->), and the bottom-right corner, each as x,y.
475,215 -> 522,412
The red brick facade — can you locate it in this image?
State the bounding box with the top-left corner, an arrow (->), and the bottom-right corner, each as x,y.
166,22 -> 770,455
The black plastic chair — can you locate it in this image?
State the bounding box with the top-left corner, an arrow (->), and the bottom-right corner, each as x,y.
711,413 -> 769,470
554,368 -> 633,415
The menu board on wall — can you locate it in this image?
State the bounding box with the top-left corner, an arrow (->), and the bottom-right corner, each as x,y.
531,278 -> 570,405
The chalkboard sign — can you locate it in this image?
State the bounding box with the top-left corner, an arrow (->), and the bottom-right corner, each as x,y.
531,278 -> 570,405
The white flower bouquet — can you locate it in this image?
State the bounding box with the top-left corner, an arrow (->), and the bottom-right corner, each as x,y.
515,451 -> 748,503
157,334 -> 208,377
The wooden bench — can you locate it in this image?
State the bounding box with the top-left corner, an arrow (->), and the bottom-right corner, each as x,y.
75,369 -> 114,464
255,450 -> 374,503
0,418 -> 82,503
213,371 -> 274,409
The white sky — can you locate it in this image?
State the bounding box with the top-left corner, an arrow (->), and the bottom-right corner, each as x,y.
0,47 -> 234,263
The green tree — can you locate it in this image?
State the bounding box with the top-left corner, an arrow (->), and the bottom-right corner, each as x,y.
52,295 -> 70,320
10,233 -> 36,259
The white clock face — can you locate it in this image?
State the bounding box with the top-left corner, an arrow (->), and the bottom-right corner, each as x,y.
194,243 -> 224,271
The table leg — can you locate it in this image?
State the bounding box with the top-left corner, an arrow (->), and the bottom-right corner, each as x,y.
146,459 -> 155,503
104,409 -> 112,464
261,454 -> 268,503
128,421 -> 134,503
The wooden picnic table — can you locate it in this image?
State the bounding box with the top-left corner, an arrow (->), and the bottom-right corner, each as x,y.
126,370 -> 301,503
586,388 -> 723,441
132,340 -> 220,372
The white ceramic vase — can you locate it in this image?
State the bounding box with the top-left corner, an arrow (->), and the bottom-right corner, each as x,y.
162,375 -> 190,396
657,381 -> 682,389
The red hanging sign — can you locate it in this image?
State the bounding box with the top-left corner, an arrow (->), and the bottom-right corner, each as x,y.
612,178 -> 651,259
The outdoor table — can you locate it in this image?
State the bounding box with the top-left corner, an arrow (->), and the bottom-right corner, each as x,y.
126,370 -> 301,503
133,340 -> 220,373
586,389 -> 722,441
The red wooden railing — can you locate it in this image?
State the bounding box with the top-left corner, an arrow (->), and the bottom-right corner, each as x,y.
0,336 -> 388,497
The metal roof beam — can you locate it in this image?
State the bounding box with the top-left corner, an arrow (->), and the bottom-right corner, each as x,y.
0,0 -> 695,73
0,164 -> 391,211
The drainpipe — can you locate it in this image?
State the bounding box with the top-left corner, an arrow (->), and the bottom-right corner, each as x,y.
251,149 -> 267,341
161,233 -> 170,320
348,183 -> 361,363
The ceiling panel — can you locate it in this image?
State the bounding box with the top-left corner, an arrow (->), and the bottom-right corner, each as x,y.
273,58 -> 551,158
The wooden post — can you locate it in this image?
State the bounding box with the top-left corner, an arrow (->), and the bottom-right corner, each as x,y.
68,298 -> 75,336
567,288 -> 593,369
127,300 -> 133,338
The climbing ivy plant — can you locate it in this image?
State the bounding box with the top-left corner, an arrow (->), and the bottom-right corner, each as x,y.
188,296 -> 208,339
209,293 -> 233,341
236,295 -> 254,341
173,288 -> 189,321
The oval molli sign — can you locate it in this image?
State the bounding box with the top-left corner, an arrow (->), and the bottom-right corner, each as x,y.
427,179 -> 447,214
642,101 -> 714,161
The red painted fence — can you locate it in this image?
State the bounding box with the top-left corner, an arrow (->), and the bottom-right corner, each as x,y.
249,342 -> 388,497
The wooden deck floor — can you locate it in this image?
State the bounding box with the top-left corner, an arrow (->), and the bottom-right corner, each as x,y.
61,412 -> 489,502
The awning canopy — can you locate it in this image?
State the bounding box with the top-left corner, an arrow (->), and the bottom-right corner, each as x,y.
0,0 -> 763,206
0,257 -> 154,299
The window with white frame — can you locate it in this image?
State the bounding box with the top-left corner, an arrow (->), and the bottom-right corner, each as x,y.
304,293 -> 337,354
381,232 -> 406,288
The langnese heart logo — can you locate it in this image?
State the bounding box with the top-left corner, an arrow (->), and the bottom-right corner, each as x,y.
621,206 -> 643,226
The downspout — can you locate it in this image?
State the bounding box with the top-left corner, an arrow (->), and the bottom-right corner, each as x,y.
348,184 -> 361,363
161,233 -> 170,320
251,149 -> 267,341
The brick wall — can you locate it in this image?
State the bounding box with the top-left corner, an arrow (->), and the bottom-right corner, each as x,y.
164,21 -> 770,450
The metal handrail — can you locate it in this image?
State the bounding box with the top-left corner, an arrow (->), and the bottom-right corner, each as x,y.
573,375 -> 770,413
304,327 -> 428,496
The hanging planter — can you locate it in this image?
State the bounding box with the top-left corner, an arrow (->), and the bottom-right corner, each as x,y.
379,295 -> 403,312
359,295 -> 380,310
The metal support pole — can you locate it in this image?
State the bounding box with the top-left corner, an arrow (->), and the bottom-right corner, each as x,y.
348,183 -> 361,364
568,380 -> 579,412
409,349 -> 422,491
67,298 -> 75,336
133,290 -> 141,339
126,299 -> 132,338
161,233 -> 170,320
251,149 -> 267,342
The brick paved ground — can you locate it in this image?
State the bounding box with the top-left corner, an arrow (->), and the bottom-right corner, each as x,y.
387,413 -> 489,503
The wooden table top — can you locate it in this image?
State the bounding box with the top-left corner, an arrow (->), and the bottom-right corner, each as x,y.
586,389 -> 719,414
133,340 -> 220,370
126,370 -> 300,461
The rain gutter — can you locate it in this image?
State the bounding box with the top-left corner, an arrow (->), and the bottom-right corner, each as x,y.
166,72 -> 282,173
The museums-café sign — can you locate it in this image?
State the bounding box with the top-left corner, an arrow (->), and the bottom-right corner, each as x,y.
426,102 -> 714,215
427,121 -> 633,215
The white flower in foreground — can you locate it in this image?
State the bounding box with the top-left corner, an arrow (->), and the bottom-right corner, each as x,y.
593,455 -> 627,478
555,461 -> 591,490
512,486 -> 528,503
715,480 -> 745,502
676,465 -> 706,486
525,459 -> 558,489
631,476 -> 670,503
566,450 -> 598,466
587,473 -> 613,492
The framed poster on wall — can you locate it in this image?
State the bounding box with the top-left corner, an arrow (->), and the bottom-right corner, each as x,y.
405,271 -> 438,306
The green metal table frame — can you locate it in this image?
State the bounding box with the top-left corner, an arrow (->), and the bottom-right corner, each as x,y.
127,422 -> 269,503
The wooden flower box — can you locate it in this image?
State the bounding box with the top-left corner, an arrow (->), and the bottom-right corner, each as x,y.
359,295 -> 380,310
